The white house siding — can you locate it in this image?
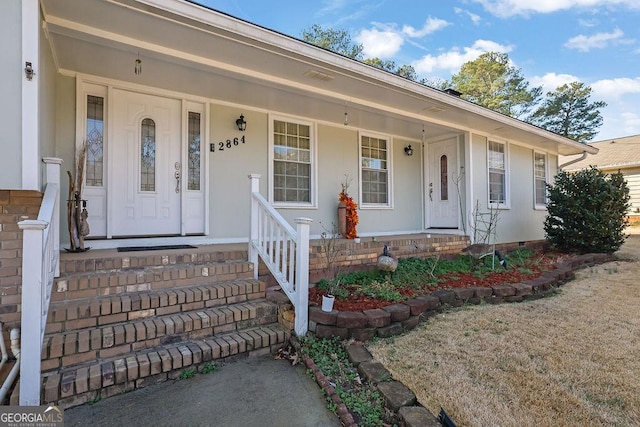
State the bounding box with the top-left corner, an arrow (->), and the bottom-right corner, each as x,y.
0,1 -> 23,189
38,13 -> 58,167
208,105 -> 424,240
469,134 -> 548,244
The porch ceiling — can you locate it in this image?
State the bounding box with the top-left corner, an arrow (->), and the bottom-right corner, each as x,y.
40,0 -> 595,155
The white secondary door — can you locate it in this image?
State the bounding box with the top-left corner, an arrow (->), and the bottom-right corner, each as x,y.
110,90 -> 182,237
427,137 -> 459,229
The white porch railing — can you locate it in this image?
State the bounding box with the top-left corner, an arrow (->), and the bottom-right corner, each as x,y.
17,157 -> 62,405
248,174 -> 311,336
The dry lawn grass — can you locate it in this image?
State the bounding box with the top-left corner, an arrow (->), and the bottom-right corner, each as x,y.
368,236 -> 640,427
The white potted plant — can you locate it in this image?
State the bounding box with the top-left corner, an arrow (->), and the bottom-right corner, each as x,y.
321,278 -> 341,312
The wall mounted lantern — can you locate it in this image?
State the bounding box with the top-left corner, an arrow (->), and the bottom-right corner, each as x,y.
236,114 -> 247,131
25,62 -> 35,81
134,53 -> 142,75
404,145 -> 414,156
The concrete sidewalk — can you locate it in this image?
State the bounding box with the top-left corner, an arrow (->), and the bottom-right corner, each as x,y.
64,355 -> 341,427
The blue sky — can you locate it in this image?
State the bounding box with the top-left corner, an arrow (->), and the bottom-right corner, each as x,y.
197,0 -> 640,141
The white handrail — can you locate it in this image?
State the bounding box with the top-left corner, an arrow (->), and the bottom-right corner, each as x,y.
17,158 -> 62,406
248,174 -> 311,336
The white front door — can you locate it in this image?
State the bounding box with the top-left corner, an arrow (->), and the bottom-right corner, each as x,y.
110,90 -> 182,237
427,137 -> 459,228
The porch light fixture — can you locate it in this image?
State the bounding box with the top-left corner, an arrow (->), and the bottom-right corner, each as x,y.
404,145 -> 413,156
134,53 -> 142,75
24,62 -> 35,81
236,114 -> 246,131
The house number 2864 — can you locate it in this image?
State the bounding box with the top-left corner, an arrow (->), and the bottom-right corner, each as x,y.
210,136 -> 245,152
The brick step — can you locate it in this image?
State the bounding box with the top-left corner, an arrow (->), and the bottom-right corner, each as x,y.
42,297 -> 277,371
47,279 -> 265,332
38,324 -> 290,408
42,296 -> 278,372
59,245 -> 249,275
52,259 -> 254,302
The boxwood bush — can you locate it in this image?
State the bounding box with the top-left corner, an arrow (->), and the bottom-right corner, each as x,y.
544,166 -> 630,254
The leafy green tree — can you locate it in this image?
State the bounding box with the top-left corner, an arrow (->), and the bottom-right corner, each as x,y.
363,57 -> 398,72
449,52 -> 542,119
544,167 -> 630,254
301,24 -> 363,59
301,25 -> 418,81
530,82 -> 606,143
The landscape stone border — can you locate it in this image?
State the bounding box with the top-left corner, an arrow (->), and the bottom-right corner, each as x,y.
301,252 -> 615,426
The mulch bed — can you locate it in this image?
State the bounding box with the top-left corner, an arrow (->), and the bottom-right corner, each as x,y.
309,252 -> 569,312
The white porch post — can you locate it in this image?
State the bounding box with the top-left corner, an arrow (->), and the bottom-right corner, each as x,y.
293,217 -> 312,336
18,220 -> 48,406
43,157 -> 62,277
248,174 -> 261,279
21,0 -> 40,190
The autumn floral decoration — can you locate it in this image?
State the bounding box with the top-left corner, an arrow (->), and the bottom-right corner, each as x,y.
339,176 -> 359,239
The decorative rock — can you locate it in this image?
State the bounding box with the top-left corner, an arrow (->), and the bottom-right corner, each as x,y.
363,308 -> 391,327
452,287 -> 475,300
399,406 -> 441,427
403,299 -> 429,316
383,304 -> 411,322
309,306 -> 337,325
377,322 -> 403,338
350,328 -> 377,341
402,316 -> 420,331
358,361 -> 392,383
336,311 -> 368,328
511,283 -> 533,296
491,284 -> 516,297
315,324 -> 349,339
345,344 -> 373,365
377,381 -> 417,412
431,289 -> 456,305
473,287 -> 493,299
505,295 -> 524,303
416,295 -> 441,310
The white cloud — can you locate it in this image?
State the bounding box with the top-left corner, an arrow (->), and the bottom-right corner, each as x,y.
356,25 -> 405,58
412,40 -> 513,75
530,72 -> 581,91
402,17 -> 451,37
591,77 -> 640,100
454,7 -> 482,25
564,28 -> 628,52
471,0 -> 640,18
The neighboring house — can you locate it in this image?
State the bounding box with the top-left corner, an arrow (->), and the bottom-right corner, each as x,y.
2,0 -> 595,248
560,134 -> 640,224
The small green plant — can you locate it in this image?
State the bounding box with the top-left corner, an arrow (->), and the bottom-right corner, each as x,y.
89,393 -> 101,405
300,337 -> 388,426
201,362 -> 217,374
180,368 -> 196,380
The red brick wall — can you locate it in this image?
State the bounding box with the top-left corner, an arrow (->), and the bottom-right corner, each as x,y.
0,190 -> 43,328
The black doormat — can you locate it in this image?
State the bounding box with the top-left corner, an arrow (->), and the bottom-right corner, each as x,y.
117,244 -> 197,253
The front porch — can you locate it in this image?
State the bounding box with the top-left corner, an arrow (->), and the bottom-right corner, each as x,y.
13,231 -> 469,407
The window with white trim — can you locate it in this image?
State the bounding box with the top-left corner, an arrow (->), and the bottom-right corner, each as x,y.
488,141 -> 508,205
360,134 -> 390,206
534,152 -> 547,207
271,118 -> 313,205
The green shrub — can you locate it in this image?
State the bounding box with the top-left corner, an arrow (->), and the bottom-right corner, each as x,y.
544,166 -> 630,254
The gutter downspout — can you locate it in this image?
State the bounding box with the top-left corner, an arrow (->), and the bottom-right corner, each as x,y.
558,151 -> 588,170
0,328 -> 21,403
